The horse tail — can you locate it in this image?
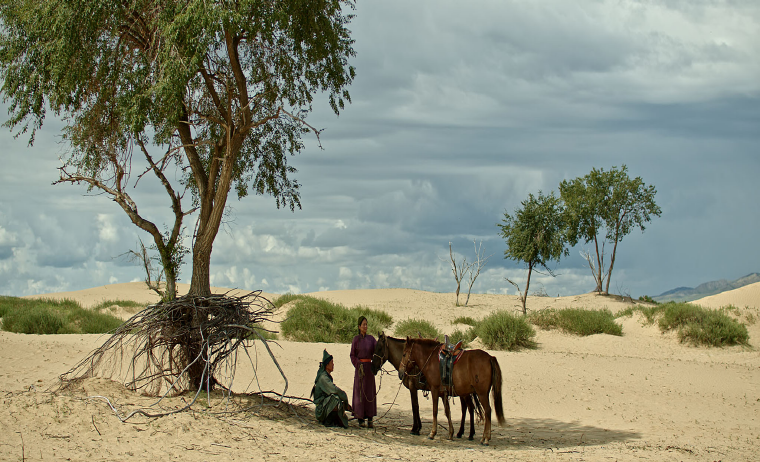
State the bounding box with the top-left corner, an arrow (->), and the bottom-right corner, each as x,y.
490,356 -> 505,426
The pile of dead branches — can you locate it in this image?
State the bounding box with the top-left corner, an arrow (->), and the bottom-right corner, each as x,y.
59,290 -> 285,406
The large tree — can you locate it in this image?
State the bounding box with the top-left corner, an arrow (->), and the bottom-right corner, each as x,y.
498,191 -> 567,314
0,0 -> 356,298
559,165 -> 661,295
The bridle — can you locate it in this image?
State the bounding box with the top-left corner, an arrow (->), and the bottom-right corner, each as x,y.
398,339 -> 437,381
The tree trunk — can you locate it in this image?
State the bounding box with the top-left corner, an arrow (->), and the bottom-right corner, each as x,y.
593,235 -> 603,293
189,242 -> 213,297
522,264 -> 533,315
604,226 -> 622,295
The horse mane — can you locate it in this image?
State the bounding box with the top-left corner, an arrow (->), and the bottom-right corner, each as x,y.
409,338 -> 441,347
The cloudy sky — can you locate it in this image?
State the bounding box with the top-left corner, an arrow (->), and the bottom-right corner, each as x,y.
1,0 -> 759,299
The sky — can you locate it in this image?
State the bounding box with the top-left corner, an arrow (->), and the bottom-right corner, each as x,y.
1,0 -> 759,299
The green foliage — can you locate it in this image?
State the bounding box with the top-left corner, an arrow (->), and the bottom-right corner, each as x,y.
280,296 -> 392,343
559,165 -> 661,294
498,191 -> 568,270
452,316 -> 478,326
638,295 -> 658,304
528,308 -> 622,336
393,318 -> 442,340
477,310 -> 537,351
0,297 -> 123,334
617,302 -> 749,347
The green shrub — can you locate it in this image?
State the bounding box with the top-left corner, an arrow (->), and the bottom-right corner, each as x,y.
451,316 -> 478,326
678,311 -> 749,347
2,304 -> 66,334
448,327 -> 478,348
280,296 -> 392,343
638,295 -> 658,304
529,308 -> 622,336
477,310 -> 537,351
394,318 -> 442,340
0,296 -> 124,334
618,302 -> 750,347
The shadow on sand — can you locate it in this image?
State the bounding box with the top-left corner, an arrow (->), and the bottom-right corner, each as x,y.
314,407 -> 640,450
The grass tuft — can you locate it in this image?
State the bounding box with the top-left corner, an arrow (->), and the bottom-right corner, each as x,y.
394,318 -> 442,340
617,302 -> 749,347
280,295 -> 392,343
0,296 -> 123,334
529,308 -> 622,336
477,310 -> 537,351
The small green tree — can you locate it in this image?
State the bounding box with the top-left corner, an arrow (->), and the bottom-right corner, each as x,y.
559,165 -> 661,295
498,191 -> 568,314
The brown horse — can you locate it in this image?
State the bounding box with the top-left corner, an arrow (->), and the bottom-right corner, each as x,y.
372,332 -> 482,439
398,337 -> 505,445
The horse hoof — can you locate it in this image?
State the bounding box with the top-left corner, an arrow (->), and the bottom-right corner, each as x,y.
468,436 -> 474,441
411,430 -> 420,436
428,435 -> 435,440
480,442 -> 489,446
456,434 -> 463,439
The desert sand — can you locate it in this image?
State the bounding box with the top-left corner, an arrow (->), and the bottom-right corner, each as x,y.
1,282 -> 758,461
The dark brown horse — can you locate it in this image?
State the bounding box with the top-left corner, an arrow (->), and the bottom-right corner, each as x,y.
372,332 -> 482,439
398,337 -> 505,445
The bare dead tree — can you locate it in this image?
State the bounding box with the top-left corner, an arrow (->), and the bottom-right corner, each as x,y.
58,290 -> 287,419
580,246 -> 606,294
446,242 -> 472,306
124,239 -> 165,299
463,240 -> 492,306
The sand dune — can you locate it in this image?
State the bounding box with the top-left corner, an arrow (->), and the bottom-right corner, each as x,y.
2,283 -> 759,461
692,280 -> 760,310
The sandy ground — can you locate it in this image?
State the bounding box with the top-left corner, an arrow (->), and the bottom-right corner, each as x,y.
1,282 -> 759,461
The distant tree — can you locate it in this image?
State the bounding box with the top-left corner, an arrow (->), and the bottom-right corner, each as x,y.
498,191 -> 568,314
559,165 -> 661,295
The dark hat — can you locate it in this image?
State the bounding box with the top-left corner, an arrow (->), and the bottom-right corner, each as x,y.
322,349 -> 333,365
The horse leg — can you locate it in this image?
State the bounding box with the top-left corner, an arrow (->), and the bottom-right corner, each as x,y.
410,389 -> 421,435
478,390 -> 492,446
429,388 -> 439,440
468,395 -> 475,441
456,396 -> 466,438
443,393 -> 454,440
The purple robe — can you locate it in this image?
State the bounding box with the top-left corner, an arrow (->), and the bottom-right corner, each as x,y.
350,333 -> 377,419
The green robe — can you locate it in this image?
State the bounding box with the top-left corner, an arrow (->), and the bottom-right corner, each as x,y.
313,369 -> 349,427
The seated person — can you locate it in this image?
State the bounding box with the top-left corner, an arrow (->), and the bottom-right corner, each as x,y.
311,349 -> 352,427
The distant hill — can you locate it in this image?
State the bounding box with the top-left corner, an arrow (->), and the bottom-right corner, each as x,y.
653,273 -> 760,303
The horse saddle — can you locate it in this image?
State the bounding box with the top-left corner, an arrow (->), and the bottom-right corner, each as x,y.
438,342 -> 464,388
